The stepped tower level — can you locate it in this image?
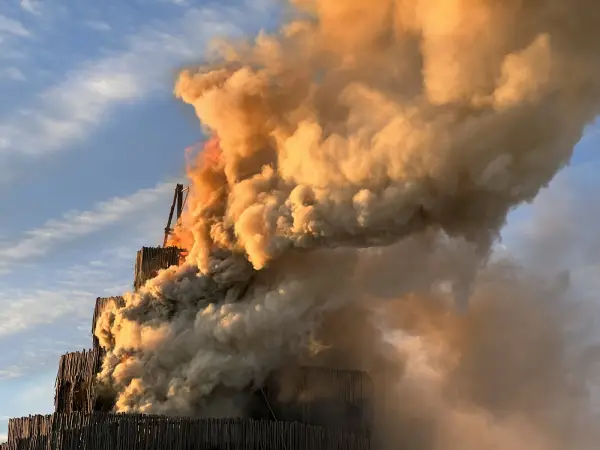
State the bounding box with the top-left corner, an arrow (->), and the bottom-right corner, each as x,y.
0,184 -> 378,450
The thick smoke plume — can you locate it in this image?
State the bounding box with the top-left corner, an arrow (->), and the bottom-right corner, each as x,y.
95,0 -> 600,446
308,242 -> 600,450
173,0 -> 600,271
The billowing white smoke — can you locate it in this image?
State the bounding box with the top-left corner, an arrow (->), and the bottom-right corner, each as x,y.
95,0 -> 600,445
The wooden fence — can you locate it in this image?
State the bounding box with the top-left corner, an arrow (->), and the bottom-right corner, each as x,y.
54,350 -> 102,414
255,366 -> 374,434
133,247 -> 181,291
4,413 -> 370,450
91,297 -> 124,350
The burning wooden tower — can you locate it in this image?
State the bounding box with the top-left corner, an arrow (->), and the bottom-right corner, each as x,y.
0,185 -> 375,450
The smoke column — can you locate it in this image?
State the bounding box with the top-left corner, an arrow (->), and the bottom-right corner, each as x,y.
95,0 -> 600,446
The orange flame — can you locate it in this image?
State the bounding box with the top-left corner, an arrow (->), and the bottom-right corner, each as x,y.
167,136 -> 225,254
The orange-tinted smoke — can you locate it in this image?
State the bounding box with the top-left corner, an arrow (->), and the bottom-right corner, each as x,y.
167,137 -> 225,252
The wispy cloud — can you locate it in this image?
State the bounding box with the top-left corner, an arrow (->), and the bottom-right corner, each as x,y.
2,66 -> 26,81
0,366 -> 24,380
0,4 -> 264,158
0,15 -> 30,37
5,335 -> 90,368
0,213 -> 168,339
20,0 -> 41,15
0,288 -> 94,338
0,182 -> 173,271
55,259 -> 134,295
0,210 -> 167,341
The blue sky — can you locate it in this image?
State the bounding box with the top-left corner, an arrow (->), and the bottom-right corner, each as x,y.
0,0 -> 598,442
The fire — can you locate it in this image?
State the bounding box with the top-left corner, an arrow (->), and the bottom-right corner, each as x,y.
94,2 -> 600,447
167,137 -> 225,253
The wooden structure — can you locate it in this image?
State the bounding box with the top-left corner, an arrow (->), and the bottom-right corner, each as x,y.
0,186 -> 376,449
133,246 -> 181,291
54,350 -> 102,414
2,413 -> 369,450
162,183 -> 186,247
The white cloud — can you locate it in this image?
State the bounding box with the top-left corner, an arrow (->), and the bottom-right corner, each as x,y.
0,366 -> 24,380
0,189 -> 171,338
0,434 -> 6,444
0,182 -> 173,270
0,3 -> 268,158
0,177 -> 175,341
20,0 -> 41,15
0,229 -> 168,339
2,66 -> 26,81
0,15 -> 30,37
0,288 -> 94,338
0,189 -> 173,340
